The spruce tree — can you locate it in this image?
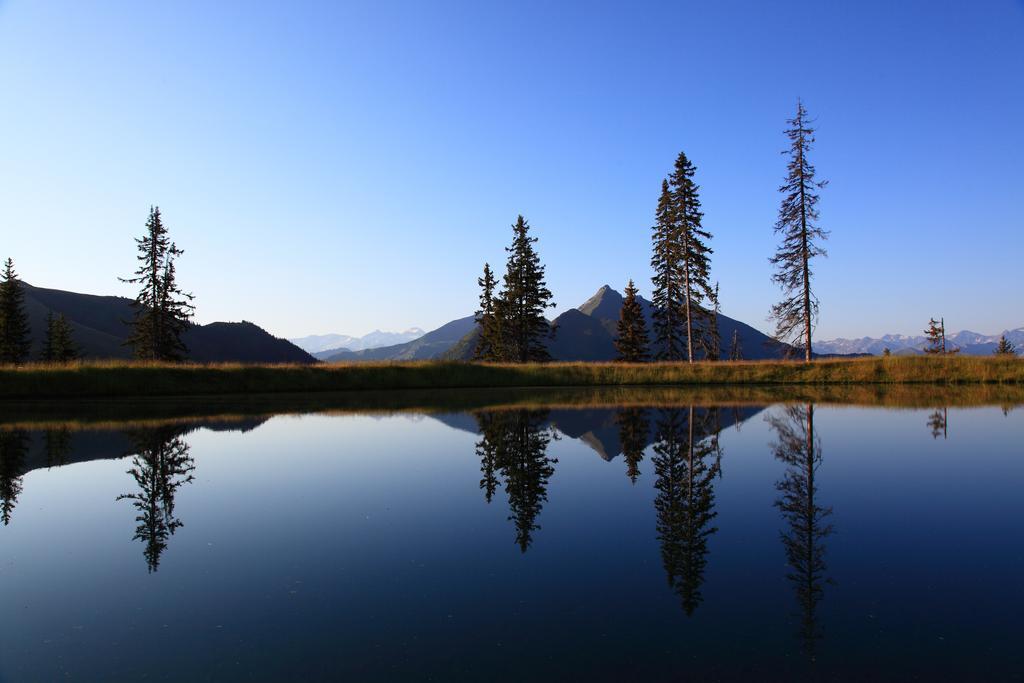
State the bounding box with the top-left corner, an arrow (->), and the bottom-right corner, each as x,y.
0,258 -> 31,364
120,207 -> 194,361
615,279 -> 650,362
923,317 -> 946,354
43,313 -> 78,362
651,180 -> 684,360
994,335 -> 1016,356
668,152 -> 714,363
496,215 -> 555,363
474,263 -> 502,361
728,329 -> 743,361
769,101 -> 829,361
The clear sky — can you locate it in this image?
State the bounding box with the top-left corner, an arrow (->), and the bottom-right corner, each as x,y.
1,1 -> 1021,340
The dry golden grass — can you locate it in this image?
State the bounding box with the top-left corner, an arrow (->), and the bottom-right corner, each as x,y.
0,355 -> 1022,402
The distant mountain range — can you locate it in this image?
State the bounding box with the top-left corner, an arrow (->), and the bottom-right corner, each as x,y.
320,285 -> 789,363
321,316 -> 478,362
21,283 -> 314,363
290,328 -> 425,356
814,327 -> 1024,356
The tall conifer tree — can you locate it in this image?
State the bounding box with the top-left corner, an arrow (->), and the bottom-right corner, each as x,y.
474,263 -> 502,361
120,207 -> 195,361
0,258 -> 31,364
615,279 -> 650,362
668,152 -> 714,362
496,215 -> 555,363
651,180 -> 684,360
769,101 -> 828,361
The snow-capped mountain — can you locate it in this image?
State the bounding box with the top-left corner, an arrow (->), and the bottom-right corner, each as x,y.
814,327 -> 1024,356
289,328 -> 425,354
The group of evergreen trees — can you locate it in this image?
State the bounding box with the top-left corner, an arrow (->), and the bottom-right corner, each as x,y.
474,215 -> 556,362
615,100 -> 828,363
0,258 -> 77,363
649,154 -> 717,362
0,206 -> 195,365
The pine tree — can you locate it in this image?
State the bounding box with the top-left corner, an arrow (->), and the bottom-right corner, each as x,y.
923,317 -> 946,354
769,101 -> 829,361
43,313 -> 78,362
651,180 -> 684,360
120,207 -> 194,361
0,258 -> 31,364
496,215 -> 555,363
728,329 -> 743,361
615,279 -> 650,362
994,335 -> 1016,356
669,152 -> 714,363
474,263 -> 502,361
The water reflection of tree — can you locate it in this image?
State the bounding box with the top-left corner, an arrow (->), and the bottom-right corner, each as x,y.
652,407 -> 721,615
927,407 -> 948,439
615,408 -> 650,483
0,430 -> 28,526
769,404 -> 833,659
475,410 -> 556,552
117,429 -> 196,572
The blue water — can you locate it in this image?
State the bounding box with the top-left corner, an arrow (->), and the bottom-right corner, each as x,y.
0,402 -> 1021,681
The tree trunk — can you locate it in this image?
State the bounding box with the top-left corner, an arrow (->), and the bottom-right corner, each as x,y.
798,134 -> 812,362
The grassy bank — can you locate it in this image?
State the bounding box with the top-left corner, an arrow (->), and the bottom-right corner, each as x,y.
0,355 -> 1022,400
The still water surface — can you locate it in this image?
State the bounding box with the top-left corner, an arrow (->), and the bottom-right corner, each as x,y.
0,397 -> 1021,681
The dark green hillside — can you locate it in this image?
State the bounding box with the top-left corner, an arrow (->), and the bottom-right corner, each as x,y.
21,283 -> 313,363
183,322 -> 314,363
547,309 -> 617,361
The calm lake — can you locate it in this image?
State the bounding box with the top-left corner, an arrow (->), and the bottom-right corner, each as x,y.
1,391 -> 1021,681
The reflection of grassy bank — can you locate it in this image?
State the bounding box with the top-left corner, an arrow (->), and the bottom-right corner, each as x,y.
1,356 -> 1023,400
2,382 -> 1021,431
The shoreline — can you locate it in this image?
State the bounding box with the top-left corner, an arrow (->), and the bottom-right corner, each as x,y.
1,356 -> 1022,400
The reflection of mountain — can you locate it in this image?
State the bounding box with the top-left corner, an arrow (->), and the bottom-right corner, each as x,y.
432,406 -> 762,462
11,418 -> 271,476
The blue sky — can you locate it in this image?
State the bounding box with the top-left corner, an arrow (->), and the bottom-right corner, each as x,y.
1,1 -> 1021,339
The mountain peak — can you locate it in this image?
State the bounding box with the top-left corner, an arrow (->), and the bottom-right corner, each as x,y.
578,285 -> 624,319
